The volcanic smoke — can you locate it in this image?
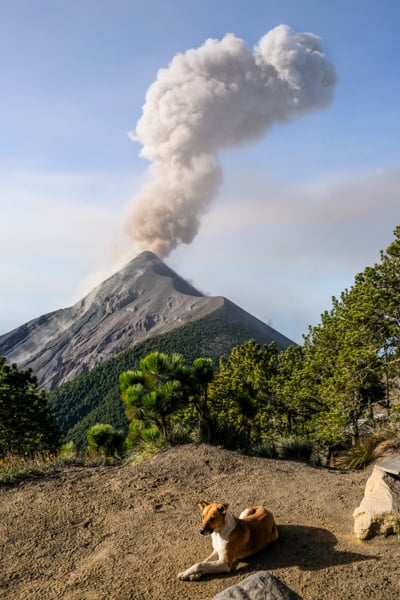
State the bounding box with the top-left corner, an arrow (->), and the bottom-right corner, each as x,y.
125,24 -> 337,257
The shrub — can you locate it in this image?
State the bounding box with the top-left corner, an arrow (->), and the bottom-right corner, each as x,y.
278,437 -> 314,461
249,439 -> 278,459
336,428 -> 400,470
140,425 -> 164,445
86,423 -> 125,457
336,437 -> 379,471
209,419 -> 252,452
166,422 -> 192,446
59,441 -> 77,460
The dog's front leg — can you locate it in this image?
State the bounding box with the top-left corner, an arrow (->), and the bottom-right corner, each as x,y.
177,555 -> 230,581
204,549 -> 219,562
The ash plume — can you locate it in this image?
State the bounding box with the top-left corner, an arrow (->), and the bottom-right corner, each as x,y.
125,24 -> 337,257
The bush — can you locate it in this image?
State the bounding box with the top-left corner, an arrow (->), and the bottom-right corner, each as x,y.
0,358 -> 60,457
208,419 -> 253,453
335,428 -> 400,470
248,439 -> 278,458
140,425 -> 164,445
277,437 -> 314,461
86,423 -> 125,457
59,441 -> 77,460
166,422 -> 192,446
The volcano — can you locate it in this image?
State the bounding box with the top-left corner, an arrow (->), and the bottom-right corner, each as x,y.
0,252 -> 294,390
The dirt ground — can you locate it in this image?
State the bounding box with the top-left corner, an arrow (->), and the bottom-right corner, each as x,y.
1,444 -> 399,600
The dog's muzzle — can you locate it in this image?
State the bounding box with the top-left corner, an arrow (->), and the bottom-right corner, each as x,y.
199,528 -> 212,536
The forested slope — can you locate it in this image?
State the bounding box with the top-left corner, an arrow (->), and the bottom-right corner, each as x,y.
48,315 -> 276,449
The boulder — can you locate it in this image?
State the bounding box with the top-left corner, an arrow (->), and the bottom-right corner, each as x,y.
353,460 -> 400,540
212,571 -> 302,600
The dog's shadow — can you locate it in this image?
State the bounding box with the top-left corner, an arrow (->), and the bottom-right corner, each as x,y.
200,524 -> 374,581
242,524 -> 374,573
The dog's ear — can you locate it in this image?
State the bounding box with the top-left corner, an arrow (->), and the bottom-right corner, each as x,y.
196,500 -> 208,511
217,503 -> 229,514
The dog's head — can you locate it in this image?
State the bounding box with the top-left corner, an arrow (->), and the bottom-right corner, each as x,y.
196,500 -> 229,536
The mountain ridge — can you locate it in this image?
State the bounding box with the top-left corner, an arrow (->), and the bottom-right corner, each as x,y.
0,251 -> 294,390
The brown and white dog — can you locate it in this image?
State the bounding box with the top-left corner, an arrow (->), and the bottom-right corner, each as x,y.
177,500 -> 278,581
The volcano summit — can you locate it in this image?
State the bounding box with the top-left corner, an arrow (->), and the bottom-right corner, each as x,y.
0,252 -> 294,390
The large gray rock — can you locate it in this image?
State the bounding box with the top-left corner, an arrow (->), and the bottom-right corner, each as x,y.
212,571 -> 302,600
353,461 -> 400,540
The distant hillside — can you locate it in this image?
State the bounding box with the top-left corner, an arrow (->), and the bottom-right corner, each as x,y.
0,251 -> 293,390
48,313 -> 288,450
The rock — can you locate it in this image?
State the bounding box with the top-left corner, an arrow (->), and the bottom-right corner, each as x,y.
353,463 -> 400,540
212,571 -> 303,600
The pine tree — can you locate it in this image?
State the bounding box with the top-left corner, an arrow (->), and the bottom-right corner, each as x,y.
272,344 -> 319,435
120,352 -> 189,443
209,340 -> 278,445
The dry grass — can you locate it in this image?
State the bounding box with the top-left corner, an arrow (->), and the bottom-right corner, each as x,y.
0,450 -> 116,486
0,441 -> 163,486
335,427 -> 400,471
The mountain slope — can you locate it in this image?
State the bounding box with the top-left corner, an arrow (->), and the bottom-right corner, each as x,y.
0,251 -> 294,390
49,313 -> 286,449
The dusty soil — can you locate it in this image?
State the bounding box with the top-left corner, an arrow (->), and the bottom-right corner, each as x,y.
1,444 -> 399,600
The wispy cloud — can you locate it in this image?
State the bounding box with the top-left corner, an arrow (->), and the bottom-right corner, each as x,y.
170,168 -> 400,340
0,170 -> 132,332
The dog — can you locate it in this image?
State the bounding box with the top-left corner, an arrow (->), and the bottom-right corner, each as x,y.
177,500 -> 278,581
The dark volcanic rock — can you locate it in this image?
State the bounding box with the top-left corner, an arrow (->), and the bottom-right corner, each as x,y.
0,251 -> 294,389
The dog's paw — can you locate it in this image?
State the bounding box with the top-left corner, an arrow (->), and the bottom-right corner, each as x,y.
177,570 -> 202,581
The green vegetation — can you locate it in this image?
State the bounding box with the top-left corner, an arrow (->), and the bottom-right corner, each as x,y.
206,340 -> 278,450
48,315 -> 265,449
0,358 -> 60,457
121,352 -> 190,444
2,227 -> 400,471
295,225 -> 400,462
120,351 -> 215,448
117,227 -> 400,464
86,423 -> 125,458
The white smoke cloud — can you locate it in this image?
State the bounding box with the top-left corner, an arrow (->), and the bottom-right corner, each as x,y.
125,24 -> 337,257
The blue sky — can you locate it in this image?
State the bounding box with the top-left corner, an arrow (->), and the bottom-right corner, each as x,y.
1,0 -> 400,343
